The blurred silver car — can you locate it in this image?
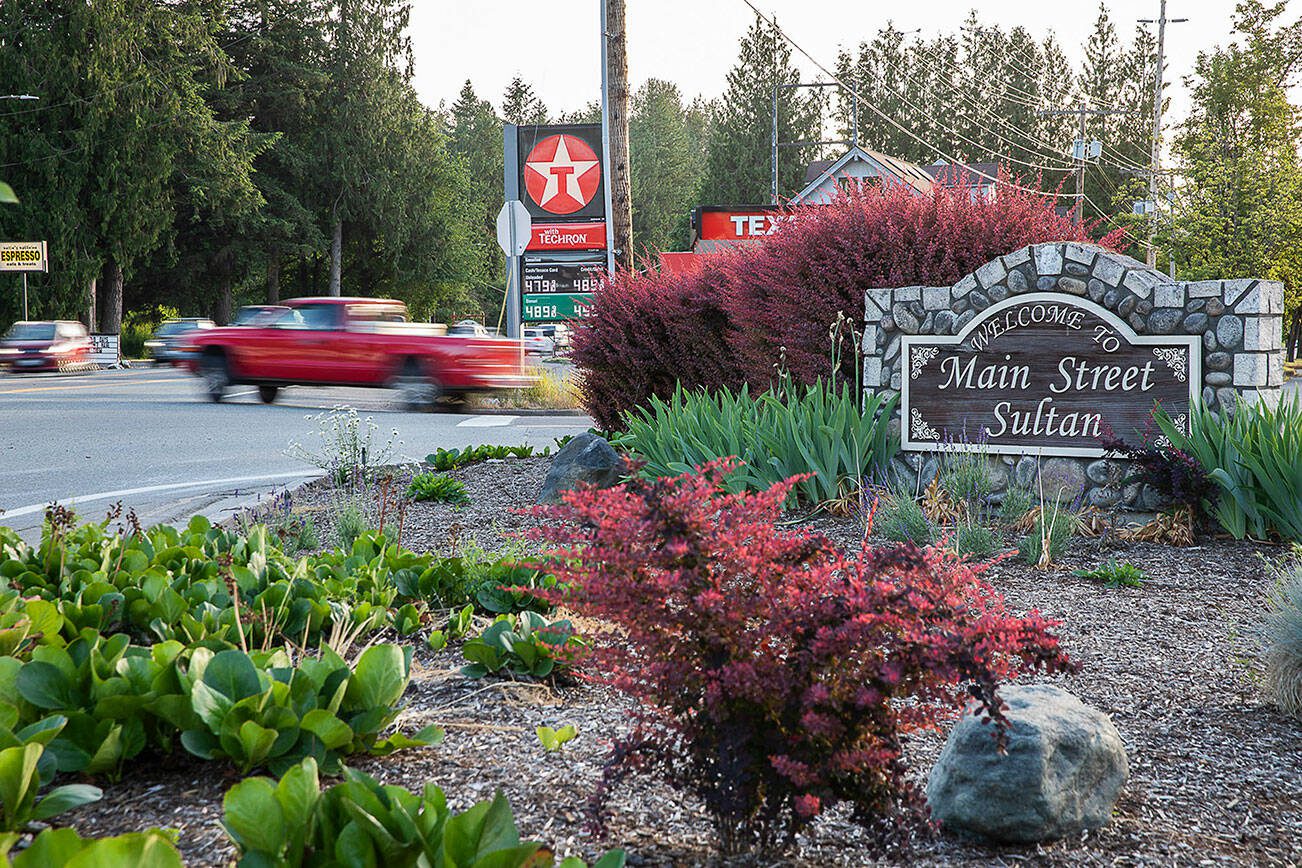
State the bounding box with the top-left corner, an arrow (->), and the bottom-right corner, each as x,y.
145,318 -> 215,365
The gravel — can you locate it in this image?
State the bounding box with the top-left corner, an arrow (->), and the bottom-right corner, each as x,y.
69,461 -> 1302,866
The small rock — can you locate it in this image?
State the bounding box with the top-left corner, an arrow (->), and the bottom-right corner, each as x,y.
1102,289 -> 1119,309
969,290 -> 990,310
892,304 -> 921,333
1007,269 -> 1029,293
1183,312 -> 1210,333
1203,331 -> 1218,351
1206,298 -> 1225,316
1087,487 -> 1121,509
1215,386 -> 1238,409
1117,296 -> 1136,318
1216,315 -> 1244,349
1085,459 -> 1114,486
1087,279 -> 1106,302
1206,351 -> 1232,371
1148,309 -> 1182,333
934,310 -> 957,335
1036,276 -> 1058,291
988,284 -> 1009,302
1205,371 -> 1232,387
538,434 -> 626,503
1058,277 -> 1087,295
927,685 -> 1129,844
1040,457 -> 1087,505
1064,262 -> 1090,277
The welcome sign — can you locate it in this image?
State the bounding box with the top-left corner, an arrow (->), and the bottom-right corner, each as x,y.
901,293 -> 1200,457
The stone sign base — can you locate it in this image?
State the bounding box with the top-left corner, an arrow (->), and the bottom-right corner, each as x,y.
866,243 -> 1286,509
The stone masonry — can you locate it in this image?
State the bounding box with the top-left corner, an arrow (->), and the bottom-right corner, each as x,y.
863,243 -> 1286,508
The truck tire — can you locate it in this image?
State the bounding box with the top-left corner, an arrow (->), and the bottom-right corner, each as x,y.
391,358 -> 441,412
200,353 -> 230,403
258,385 -> 279,404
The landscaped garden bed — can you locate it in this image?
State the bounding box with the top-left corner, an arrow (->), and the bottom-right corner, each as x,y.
50,455 -> 1301,865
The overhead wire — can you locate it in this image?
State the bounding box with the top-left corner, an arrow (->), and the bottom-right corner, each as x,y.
737,0 -> 1072,200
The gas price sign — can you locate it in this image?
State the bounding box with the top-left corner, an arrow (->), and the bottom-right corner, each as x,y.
522,258 -> 605,295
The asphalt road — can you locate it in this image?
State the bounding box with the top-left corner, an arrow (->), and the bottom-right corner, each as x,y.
0,364 -> 593,542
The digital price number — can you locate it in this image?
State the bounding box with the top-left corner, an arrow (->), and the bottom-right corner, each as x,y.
521,259 -> 605,295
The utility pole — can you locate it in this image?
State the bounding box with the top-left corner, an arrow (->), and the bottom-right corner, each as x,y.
601,0 -> 632,271
1039,105 -> 1138,225
1139,1 -> 1188,267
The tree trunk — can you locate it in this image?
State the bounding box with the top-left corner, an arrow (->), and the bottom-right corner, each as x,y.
215,280 -> 232,325
99,260 -> 123,335
86,276 -> 97,331
329,216 -> 342,296
267,250 -> 281,303
606,0 -> 633,271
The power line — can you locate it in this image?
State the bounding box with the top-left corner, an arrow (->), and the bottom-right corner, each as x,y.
738,0 -> 1070,200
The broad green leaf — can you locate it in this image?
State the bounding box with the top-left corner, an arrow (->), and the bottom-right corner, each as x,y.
223,776 -> 287,855
31,783 -> 102,821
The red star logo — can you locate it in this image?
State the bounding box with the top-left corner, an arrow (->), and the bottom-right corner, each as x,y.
523,134 -> 600,215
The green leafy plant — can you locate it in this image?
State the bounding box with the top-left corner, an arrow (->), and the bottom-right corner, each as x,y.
1073,559 -> 1146,588
535,725 -> 577,752
614,382 -> 898,505
223,757 -> 626,868
0,740 -> 102,833
461,613 -> 583,681
1156,397 -> 1302,541
999,484 -> 1036,526
406,473 -> 471,506
424,444 -> 547,472
0,827 -> 184,867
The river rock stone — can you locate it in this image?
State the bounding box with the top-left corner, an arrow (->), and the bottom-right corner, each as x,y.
1087,487 -> 1122,509
934,310 -> 957,335
538,434 -> 626,503
1102,289 -> 1119,309
926,684 -> 1129,844
1036,276 -> 1058,291
1008,268 -> 1029,292
1148,309 -> 1182,333
1116,296 -> 1136,318
1040,457 -> 1088,505
1086,459 -> 1115,486
1087,279 -> 1106,302
1205,371 -> 1232,387
1014,456 -> 1039,490
1206,351 -> 1231,371
969,290 -> 990,310
1206,298 -> 1225,317
1183,312 -> 1210,334
1216,315 -> 1244,349
1058,277 -> 1087,295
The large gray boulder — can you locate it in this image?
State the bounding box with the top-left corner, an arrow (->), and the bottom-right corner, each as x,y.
538,433 -> 626,503
926,684 -> 1129,843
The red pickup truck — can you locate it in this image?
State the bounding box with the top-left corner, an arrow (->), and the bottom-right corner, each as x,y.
183,297 -> 532,410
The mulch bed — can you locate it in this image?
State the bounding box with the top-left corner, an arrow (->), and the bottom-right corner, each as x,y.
71,458 -> 1302,866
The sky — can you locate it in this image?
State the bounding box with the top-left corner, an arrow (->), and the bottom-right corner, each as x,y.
409,0 -> 1284,137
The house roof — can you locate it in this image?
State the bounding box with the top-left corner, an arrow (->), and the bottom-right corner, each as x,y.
923,161 -> 1001,186
794,145 -> 935,203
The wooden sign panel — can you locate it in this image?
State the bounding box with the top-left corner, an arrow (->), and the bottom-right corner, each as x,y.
901,293 -> 1200,457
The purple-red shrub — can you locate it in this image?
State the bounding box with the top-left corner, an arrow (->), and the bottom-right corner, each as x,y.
531,460 -> 1077,854
569,253 -> 748,431
572,175 -> 1127,427
724,178 -> 1124,386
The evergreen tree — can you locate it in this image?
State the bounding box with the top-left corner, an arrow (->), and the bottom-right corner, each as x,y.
557,101 -> 601,124
501,76 -> 549,125
449,80 -> 505,319
1170,0 -> 1302,335
630,79 -> 705,254
700,14 -> 818,204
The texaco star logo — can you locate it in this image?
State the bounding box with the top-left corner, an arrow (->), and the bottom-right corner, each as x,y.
523,134 -> 600,215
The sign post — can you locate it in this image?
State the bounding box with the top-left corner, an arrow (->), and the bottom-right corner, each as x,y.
0,241 -> 48,319
495,200 -> 531,339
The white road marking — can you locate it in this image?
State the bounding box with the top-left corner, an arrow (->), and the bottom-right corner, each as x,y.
0,471 -> 320,519
456,415 -> 518,428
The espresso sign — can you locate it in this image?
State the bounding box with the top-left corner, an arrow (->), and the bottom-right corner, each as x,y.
901,293 -> 1200,457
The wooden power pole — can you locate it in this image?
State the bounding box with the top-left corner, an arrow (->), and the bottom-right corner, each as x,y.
602,0 -> 632,272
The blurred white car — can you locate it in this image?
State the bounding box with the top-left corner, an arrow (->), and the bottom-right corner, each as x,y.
522,327 -> 555,356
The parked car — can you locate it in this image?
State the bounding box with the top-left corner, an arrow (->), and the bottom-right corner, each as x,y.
447,319 -> 493,338
183,297 -> 533,409
232,305 -> 289,326
522,326 -> 555,356
145,318 -> 215,365
0,320 -> 90,372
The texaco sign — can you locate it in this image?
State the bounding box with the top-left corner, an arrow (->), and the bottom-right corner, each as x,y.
516,124 -> 606,222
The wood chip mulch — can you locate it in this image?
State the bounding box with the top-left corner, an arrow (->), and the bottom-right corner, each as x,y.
70,459 -> 1302,866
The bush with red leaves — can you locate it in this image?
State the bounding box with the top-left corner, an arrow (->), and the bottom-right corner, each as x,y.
531,460 -> 1078,855
571,175 -> 1125,429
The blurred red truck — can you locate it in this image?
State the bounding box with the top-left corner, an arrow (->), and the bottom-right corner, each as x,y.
183,297 -> 532,410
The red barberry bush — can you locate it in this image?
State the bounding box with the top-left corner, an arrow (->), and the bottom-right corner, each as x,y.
532,460 -> 1077,855
571,174 -> 1126,428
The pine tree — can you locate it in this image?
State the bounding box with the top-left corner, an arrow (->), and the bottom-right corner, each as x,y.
700,14 -> 819,204
630,79 -> 706,255
501,76 -> 549,125
449,80 -> 505,319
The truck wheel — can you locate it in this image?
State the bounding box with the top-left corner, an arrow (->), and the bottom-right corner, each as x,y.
391,359 -> 441,412
200,353 -> 230,403
258,385 -> 279,404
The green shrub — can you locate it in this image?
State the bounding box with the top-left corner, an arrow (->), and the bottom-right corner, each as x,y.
1157,397 -> 1302,541
873,492 -> 934,544
425,444 -> 546,472
940,450 -> 995,506
0,739 -> 101,832
999,484 -> 1037,526
120,305 -> 179,359
332,497 -> 368,549
951,522 -> 999,559
615,382 -> 898,505
1018,507 -> 1076,567
0,827 -> 183,867
1074,559 -> 1146,588
1262,550 -> 1302,718
222,757 -> 626,868
461,612 -> 583,681
406,473 -> 470,505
